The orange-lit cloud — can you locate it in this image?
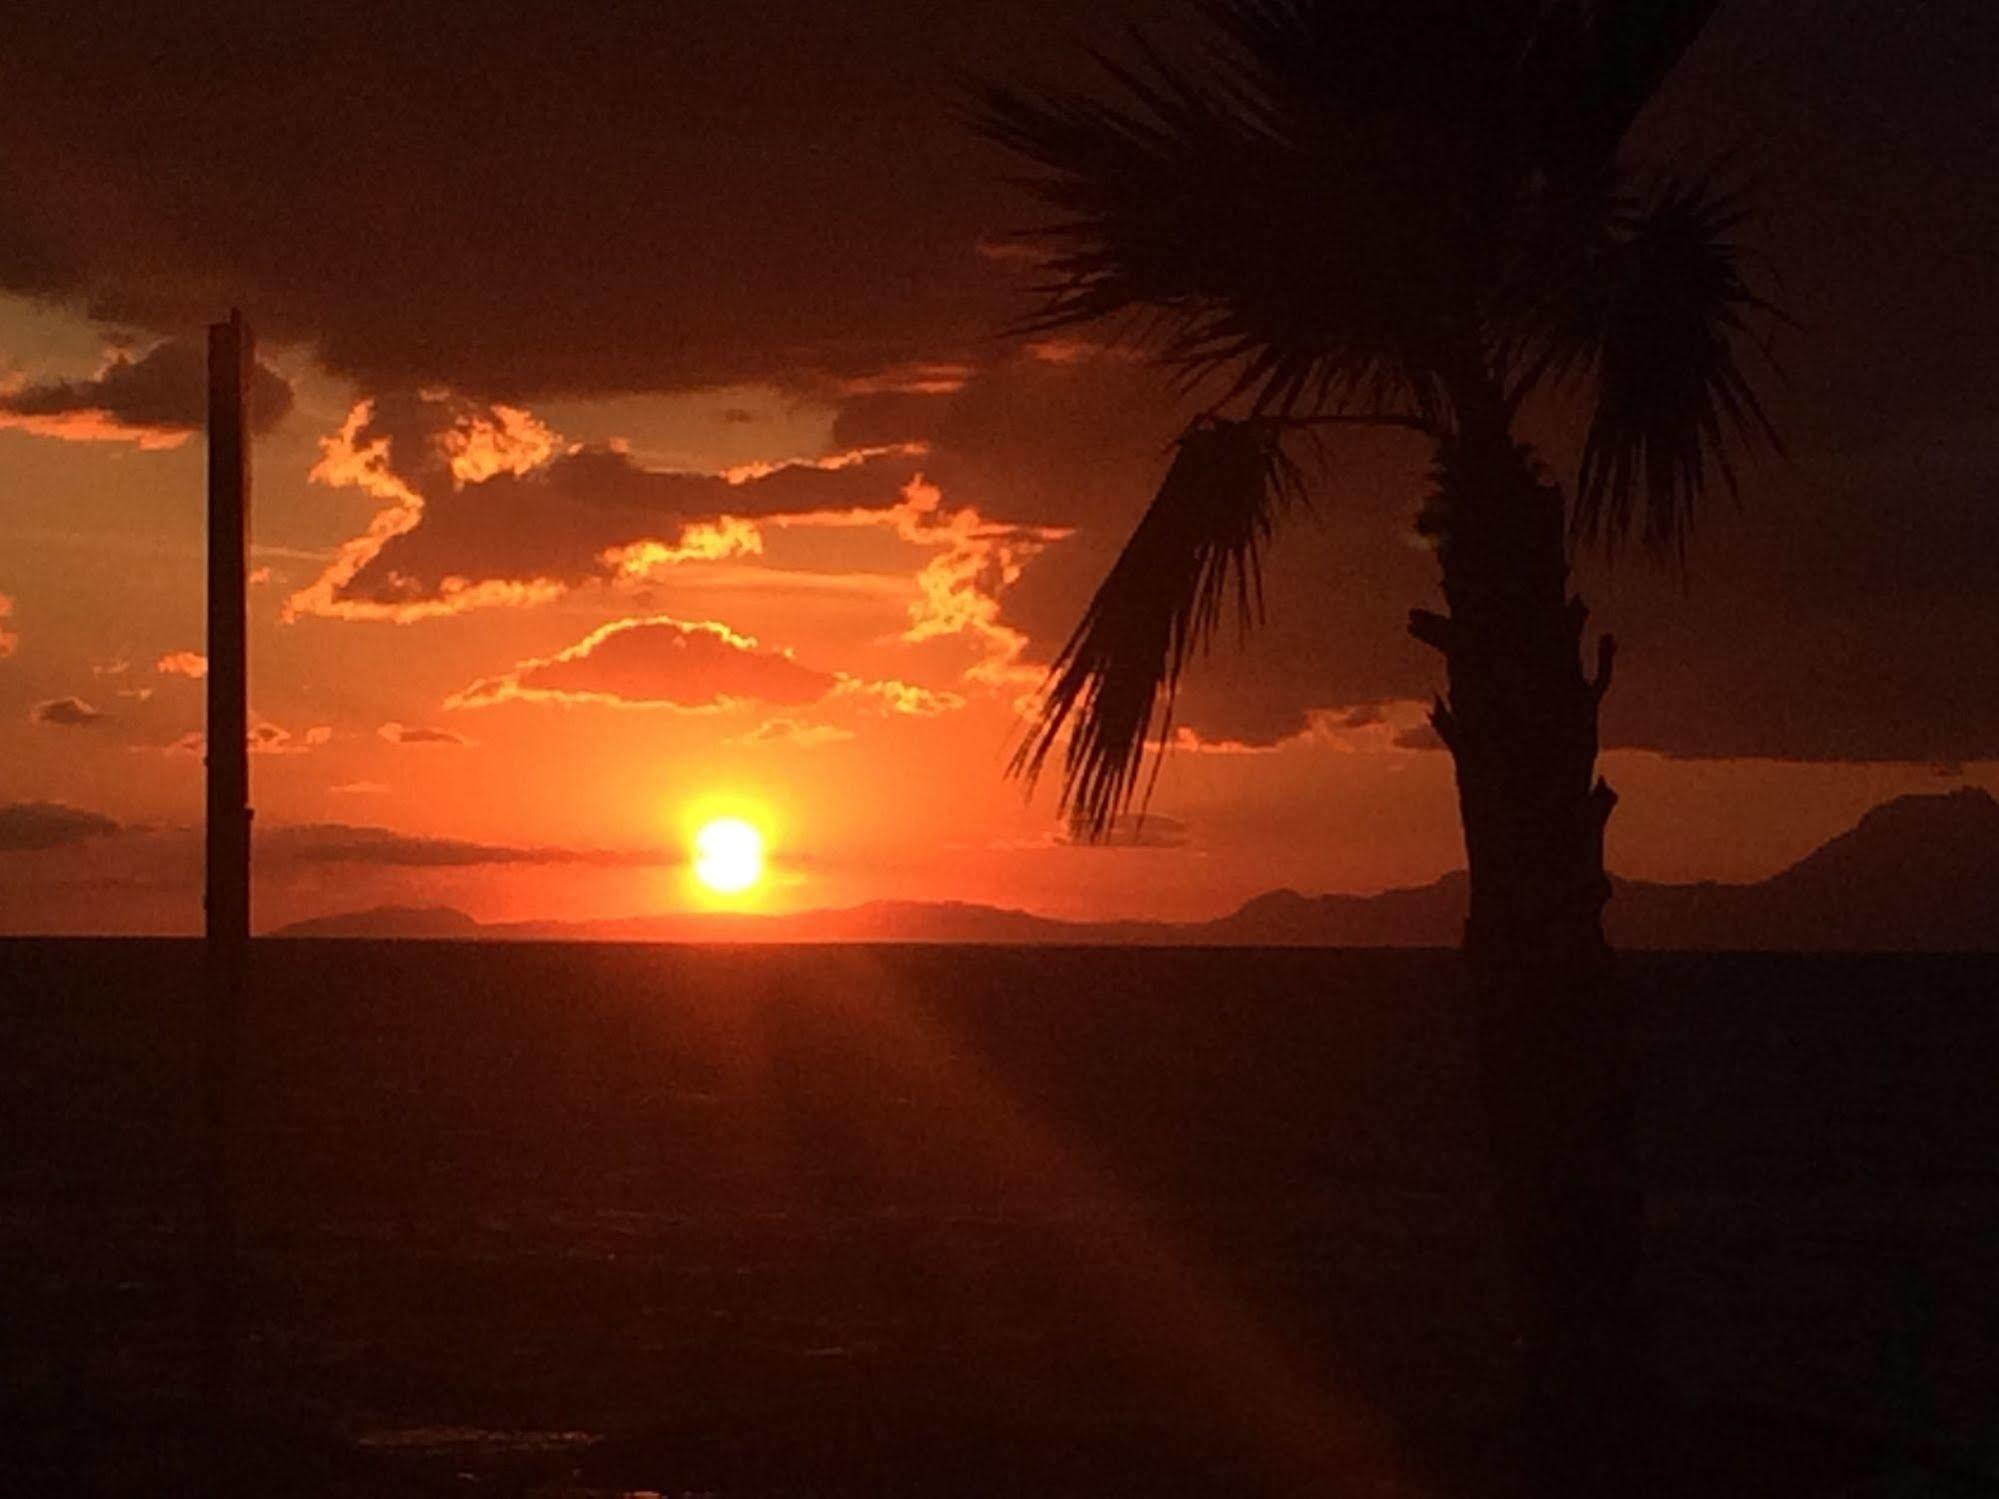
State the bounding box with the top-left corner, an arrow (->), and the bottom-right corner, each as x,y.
155,650 -> 208,678
281,393 -> 1070,718
836,364 -> 976,397
447,615 -> 834,712
282,395 -> 571,623
774,475 -> 1070,689
286,393 -> 930,622
280,398 -> 427,621
0,408 -> 192,449
1022,336 -> 1131,366
716,440 -> 927,486
730,717 -> 856,749
0,594 -> 16,658
439,402 -> 560,483
446,614 -> 971,737
601,516 -> 764,578
900,484 -> 1062,689
829,674 -> 965,717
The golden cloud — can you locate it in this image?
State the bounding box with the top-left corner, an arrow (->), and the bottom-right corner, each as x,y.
155,650 -> 208,678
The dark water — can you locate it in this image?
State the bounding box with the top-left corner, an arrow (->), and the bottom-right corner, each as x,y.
3,941 -> 1997,1495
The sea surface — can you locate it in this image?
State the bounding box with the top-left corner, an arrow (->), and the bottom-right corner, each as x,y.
3,941 -> 1997,1495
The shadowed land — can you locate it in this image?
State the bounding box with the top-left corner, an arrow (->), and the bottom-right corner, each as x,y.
4,942 -> 1997,1494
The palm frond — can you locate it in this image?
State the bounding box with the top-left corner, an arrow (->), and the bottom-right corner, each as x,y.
1493,1 -> 1725,389
1550,0 -> 1724,158
1207,0 -> 1544,138
967,3 -> 1523,418
1552,169 -> 1782,556
1011,417 -> 1305,839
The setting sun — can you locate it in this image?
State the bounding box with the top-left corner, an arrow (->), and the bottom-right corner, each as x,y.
692,818 -> 766,896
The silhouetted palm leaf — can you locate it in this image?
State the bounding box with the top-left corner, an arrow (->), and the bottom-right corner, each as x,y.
1526,0 -> 1724,167
972,4 -> 1492,419
1012,418 -> 1305,837
1556,171 -> 1781,554
981,0 -> 1774,836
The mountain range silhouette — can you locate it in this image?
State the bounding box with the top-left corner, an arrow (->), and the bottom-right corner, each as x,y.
275,787 -> 1999,950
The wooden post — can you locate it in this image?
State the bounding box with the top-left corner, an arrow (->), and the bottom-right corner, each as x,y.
206,309 -> 252,943
203,308 -> 252,1490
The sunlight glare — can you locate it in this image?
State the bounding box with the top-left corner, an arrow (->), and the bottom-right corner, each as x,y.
693,817 -> 766,896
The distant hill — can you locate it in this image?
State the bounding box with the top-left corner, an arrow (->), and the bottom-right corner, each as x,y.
270,788 -> 1999,951
271,904 -> 484,940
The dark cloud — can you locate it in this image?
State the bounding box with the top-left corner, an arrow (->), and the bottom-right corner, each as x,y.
1004,428 -> 1999,765
449,616 -> 834,712
0,0 -> 1991,766
0,336 -> 292,443
260,823 -> 664,868
926,290 -> 1999,769
378,722 -> 469,747
30,696 -> 104,727
0,0 -> 1984,417
250,721 -> 330,755
991,411 -> 1445,749
0,801 -> 120,853
157,717 -> 330,757
833,348 -> 1185,531
361,442 -> 915,590
1059,812 -> 1192,850
0,2 -> 1177,398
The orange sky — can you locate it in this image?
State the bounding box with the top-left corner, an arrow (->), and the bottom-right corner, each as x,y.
2,2 -> 1996,933
1,292 -> 1990,934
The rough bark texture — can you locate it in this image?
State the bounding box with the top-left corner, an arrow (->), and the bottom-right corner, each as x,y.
1413,422 -> 1646,1492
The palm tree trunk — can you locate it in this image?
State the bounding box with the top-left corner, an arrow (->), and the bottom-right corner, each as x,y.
1411,426 -> 1646,1491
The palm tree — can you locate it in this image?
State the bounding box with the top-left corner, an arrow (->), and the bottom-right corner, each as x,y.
976,1 -> 1777,1485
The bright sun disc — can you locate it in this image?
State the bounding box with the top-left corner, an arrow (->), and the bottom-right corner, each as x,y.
693,817 -> 765,895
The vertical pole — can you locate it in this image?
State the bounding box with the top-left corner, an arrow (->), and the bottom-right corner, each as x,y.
207,312 -> 252,943
203,309 -> 252,1491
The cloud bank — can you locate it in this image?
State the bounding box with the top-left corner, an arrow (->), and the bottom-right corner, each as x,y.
30,696 -> 104,727
0,336 -> 293,447
448,616 -> 833,712
0,801 -> 121,853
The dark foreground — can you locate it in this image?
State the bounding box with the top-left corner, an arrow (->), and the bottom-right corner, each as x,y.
3,941 -> 1997,1496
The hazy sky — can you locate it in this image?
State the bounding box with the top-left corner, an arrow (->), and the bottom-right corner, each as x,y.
2,0 -> 1994,932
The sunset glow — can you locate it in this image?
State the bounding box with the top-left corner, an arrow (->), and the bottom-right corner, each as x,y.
2,10 -> 1994,1499
692,817 -> 766,896
0,1 -> 1992,946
